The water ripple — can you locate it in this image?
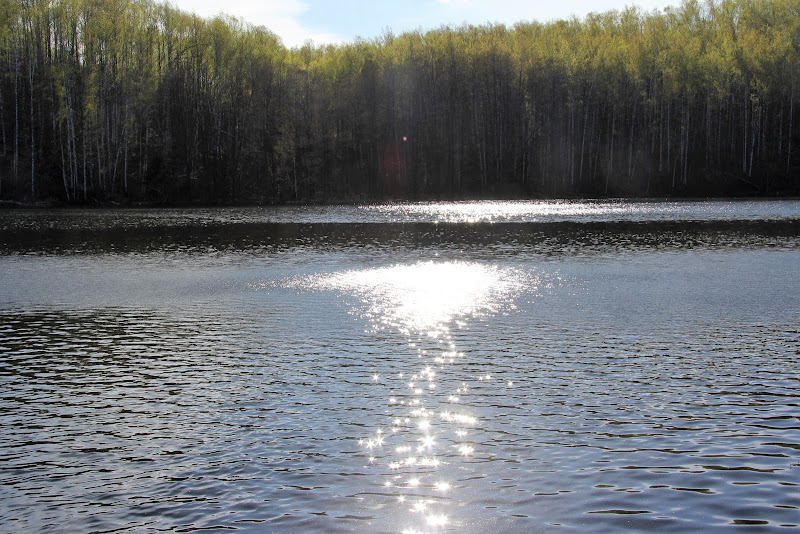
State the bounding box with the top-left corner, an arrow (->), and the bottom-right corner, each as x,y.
1,205 -> 799,532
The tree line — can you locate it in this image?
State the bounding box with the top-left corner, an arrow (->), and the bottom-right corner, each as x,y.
0,0 -> 798,205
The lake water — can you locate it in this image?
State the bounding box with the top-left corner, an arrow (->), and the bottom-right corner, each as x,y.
1,200 -> 799,533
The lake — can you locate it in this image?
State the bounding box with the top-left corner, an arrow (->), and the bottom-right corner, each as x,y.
1,200 -> 799,533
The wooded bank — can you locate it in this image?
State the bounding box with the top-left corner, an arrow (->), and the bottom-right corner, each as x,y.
1,0 -> 798,205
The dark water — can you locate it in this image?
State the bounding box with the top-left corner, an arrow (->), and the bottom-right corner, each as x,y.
1,200 -> 799,533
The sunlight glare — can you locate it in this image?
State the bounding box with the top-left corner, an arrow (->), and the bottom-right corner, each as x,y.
434,481 -> 451,492
458,444 -> 474,456
427,513 -> 448,527
418,435 -> 436,449
308,261 -> 528,337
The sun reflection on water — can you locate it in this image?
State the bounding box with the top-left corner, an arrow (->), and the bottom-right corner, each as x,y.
364,199 -> 658,223
311,260 -> 526,339
293,260 -> 533,532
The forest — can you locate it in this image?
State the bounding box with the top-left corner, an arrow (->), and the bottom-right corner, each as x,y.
0,0 -> 798,205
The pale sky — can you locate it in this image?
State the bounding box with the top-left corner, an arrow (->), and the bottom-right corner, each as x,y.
168,0 -> 677,48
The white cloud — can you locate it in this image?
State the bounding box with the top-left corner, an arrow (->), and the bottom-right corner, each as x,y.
170,0 -> 343,47
171,0 -> 676,48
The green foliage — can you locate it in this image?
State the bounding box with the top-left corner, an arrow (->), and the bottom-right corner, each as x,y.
0,0 -> 798,204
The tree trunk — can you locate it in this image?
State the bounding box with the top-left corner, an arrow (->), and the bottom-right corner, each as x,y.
81,110 -> 86,200
628,97 -> 637,179
658,99 -> 664,173
57,120 -> 70,201
778,96 -> 784,159
788,80 -> 794,176
66,86 -> 78,198
666,99 -> 671,173
0,74 -> 6,157
569,100 -> 575,186
682,106 -> 690,185
13,32 -> 19,184
743,88 -> 748,174
606,104 -> 615,196
29,57 -> 35,198
579,98 -> 589,185
705,94 -> 711,168
748,102 -> 757,178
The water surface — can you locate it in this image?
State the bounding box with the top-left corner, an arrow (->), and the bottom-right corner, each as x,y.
1,200 -> 799,533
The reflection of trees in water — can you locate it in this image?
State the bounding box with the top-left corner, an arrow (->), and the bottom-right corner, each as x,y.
2,218 -> 798,254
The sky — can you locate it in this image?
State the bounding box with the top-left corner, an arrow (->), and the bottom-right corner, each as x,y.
168,0 -> 678,48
